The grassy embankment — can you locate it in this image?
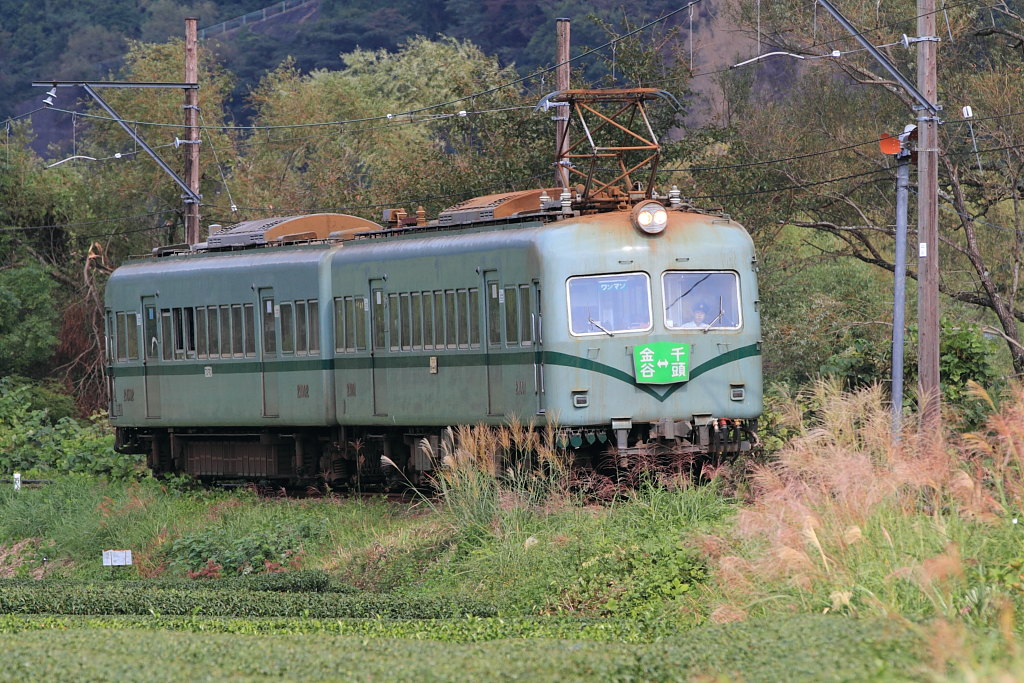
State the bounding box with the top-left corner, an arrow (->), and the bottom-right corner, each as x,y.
0,381 -> 1022,680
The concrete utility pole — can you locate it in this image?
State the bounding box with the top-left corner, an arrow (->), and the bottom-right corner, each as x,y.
916,0 -> 942,430
555,18 -> 571,189
184,17 -> 201,245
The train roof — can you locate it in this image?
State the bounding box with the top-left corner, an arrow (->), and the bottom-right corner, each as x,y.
139,188 -> 739,260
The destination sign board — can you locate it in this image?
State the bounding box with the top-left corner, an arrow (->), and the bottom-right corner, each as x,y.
632,342 -> 691,383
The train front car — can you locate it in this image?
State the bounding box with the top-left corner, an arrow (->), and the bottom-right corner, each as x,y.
537,200 -> 762,465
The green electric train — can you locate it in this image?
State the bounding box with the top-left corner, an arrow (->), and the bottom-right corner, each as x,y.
105,187 -> 762,485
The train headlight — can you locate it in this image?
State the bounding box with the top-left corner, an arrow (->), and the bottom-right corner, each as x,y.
631,201 -> 668,234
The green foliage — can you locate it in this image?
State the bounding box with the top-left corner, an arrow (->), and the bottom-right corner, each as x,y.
165,519 -> 327,575
820,318 -> 1003,426
0,266 -> 59,376
0,583 -> 497,619
0,379 -> 140,478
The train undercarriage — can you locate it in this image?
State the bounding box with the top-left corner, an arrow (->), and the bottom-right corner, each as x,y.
115,418 -> 759,489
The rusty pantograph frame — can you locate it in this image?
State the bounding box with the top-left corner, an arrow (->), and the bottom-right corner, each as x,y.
540,88 -> 678,203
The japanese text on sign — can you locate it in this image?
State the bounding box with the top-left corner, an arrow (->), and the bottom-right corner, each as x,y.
632,342 -> 691,383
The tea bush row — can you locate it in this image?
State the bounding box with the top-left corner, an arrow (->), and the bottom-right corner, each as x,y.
0,614 -> 921,682
0,613 -> 655,642
0,571 -> 354,594
0,584 -> 496,618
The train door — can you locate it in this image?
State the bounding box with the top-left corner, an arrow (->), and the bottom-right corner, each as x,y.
142,297 -> 161,418
369,280 -> 387,416
259,288 -> 279,418
484,273 -> 506,416
532,282 -> 545,415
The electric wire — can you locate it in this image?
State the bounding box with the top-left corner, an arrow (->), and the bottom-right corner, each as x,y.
33,2 -> 704,134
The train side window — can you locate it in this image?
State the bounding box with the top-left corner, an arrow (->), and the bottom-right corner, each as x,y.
308,301 -> 319,355
519,285 -> 532,346
662,271 -> 741,331
125,312 -> 139,360
387,293 -> 400,351
244,304 -> 256,356
469,288 -> 480,348
295,300 -> 308,354
116,312 -> 127,361
145,306 -> 159,360
411,293 -> 423,350
104,310 -> 113,363
487,282 -> 501,347
372,290 -> 386,350
400,293 -> 411,351
160,310 -> 173,361
280,303 -> 294,354
231,305 -> 244,357
333,298 -> 346,352
444,290 -> 457,349
422,291 -> 435,349
354,296 -> 367,351
185,308 -> 196,357
504,286 -> 519,346
207,307 -> 220,357
566,272 -> 652,336
196,307 -> 208,358
261,300 -> 276,355
433,292 -> 445,349
456,289 -> 469,349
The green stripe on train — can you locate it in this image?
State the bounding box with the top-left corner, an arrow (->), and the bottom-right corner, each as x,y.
108,344 -> 760,404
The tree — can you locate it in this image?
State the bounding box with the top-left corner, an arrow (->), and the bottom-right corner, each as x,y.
695,0 -> 1024,377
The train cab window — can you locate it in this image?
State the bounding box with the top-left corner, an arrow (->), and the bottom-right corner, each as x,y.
280,303 -> 294,354
504,286 -> 520,345
244,304 -> 256,356
566,272 -> 652,336
663,271 -> 741,331
307,301 -> 319,354
105,310 -> 114,362
295,301 -> 308,354
207,307 -> 220,357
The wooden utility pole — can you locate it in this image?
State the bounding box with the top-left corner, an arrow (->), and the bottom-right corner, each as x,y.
555,18 -> 571,189
184,17 -> 201,245
917,0 -> 941,429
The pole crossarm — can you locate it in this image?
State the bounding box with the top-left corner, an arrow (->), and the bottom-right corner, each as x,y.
33,81 -> 198,89
78,83 -> 201,204
815,0 -> 940,115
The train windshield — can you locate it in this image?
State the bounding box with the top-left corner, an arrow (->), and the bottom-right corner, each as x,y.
566,272 -> 652,336
663,271 -> 741,330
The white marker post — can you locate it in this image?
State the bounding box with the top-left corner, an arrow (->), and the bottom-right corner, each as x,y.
13,473 -> 20,491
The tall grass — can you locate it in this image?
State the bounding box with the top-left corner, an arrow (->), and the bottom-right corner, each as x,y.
698,379 -> 1024,672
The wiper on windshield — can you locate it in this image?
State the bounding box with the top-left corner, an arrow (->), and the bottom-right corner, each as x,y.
588,317 -> 615,337
702,297 -> 724,333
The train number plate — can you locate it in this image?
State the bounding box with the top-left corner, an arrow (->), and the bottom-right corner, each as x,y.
633,342 -> 691,384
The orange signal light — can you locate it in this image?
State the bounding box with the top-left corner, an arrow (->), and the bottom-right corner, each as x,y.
879,133 -> 902,155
